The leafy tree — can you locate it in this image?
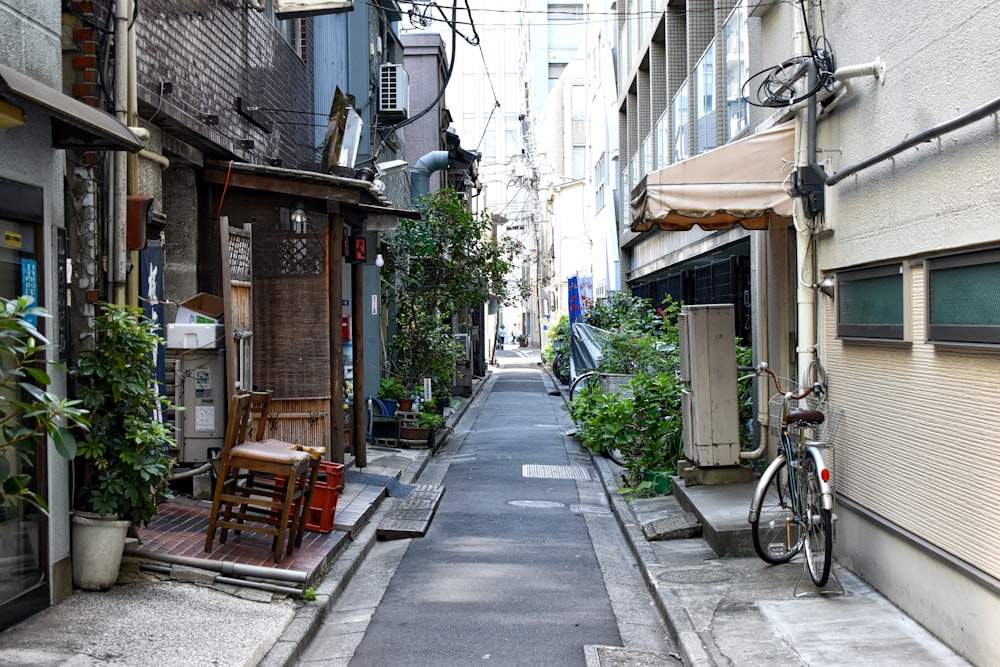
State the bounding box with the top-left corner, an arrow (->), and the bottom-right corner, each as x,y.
383,189 -> 521,398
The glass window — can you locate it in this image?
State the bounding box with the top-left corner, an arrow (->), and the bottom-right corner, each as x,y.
267,0 -> 296,46
570,146 -> 584,180
837,264 -> 904,339
927,249 -> 1000,344
571,85 -> 586,120
694,43 -> 716,154
672,81 -> 689,162
722,2 -> 749,142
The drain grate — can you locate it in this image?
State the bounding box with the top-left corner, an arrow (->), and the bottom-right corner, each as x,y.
522,464 -> 593,481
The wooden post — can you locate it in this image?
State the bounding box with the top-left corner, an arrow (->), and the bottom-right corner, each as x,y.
329,217 -> 345,464
351,260 -> 367,468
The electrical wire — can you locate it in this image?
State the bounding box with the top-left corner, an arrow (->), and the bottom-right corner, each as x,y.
741,0 -> 835,109
371,0 -> 473,163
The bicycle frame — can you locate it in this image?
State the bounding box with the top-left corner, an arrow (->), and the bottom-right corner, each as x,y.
747,432 -> 833,525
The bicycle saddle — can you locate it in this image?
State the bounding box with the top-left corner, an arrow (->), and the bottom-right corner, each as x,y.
787,408 -> 825,424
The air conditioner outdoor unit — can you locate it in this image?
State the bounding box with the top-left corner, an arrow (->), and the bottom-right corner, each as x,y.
379,64 -> 409,121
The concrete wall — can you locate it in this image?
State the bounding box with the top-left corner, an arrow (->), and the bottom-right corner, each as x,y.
0,0 -> 74,600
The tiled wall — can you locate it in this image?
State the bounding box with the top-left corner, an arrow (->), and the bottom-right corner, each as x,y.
134,1 -> 315,168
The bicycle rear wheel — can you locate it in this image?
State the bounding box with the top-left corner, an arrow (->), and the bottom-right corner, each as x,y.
802,455 -> 833,586
751,458 -> 801,564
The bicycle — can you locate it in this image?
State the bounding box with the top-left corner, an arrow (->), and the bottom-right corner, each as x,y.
746,363 -> 841,588
568,370 -> 631,467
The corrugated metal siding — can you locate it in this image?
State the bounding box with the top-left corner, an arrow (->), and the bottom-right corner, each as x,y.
824,269 -> 1000,581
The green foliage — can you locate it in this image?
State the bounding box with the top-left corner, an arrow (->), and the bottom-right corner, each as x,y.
74,303 -> 176,526
572,372 -> 683,493
386,295 -> 465,401
736,340 -> 755,449
378,377 -> 407,400
385,189 -> 523,314
300,587 -> 317,601
416,400 -> 444,430
581,291 -> 663,334
543,314 -> 570,384
0,296 -> 89,512
384,189 -> 521,400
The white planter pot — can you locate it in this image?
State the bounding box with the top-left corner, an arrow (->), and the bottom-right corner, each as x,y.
71,511 -> 130,591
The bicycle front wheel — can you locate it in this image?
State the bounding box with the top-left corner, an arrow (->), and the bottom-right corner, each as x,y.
802,455 -> 833,586
751,458 -> 801,564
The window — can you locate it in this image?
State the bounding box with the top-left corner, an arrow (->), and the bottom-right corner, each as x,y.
594,151 -> 606,212
927,249 -> 1000,344
571,145 -> 585,179
267,0 -> 298,48
722,2 -> 749,142
694,43 -> 716,154
672,81 -> 689,162
836,264 -> 904,340
571,85 -> 585,120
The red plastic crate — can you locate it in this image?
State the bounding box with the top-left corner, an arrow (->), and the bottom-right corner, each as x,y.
304,461 -> 343,533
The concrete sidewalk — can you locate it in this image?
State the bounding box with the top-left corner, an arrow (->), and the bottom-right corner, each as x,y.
591,453 -> 972,666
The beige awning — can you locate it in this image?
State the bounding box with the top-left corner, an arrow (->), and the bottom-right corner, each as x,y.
630,122 -> 795,232
0,63 -> 142,152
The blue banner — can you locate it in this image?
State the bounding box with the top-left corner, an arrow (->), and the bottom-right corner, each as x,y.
568,275 -> 581,324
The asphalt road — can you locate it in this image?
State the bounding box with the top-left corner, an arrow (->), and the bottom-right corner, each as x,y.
297,357 -> 676,666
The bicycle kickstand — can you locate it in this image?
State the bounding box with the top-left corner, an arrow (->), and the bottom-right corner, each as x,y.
793,560 -> 846,598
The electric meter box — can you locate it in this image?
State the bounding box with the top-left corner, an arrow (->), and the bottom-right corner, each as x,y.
173,349 -> 226,463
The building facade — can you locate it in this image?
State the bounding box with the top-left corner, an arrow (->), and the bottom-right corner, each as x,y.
621,0 -> 1000,663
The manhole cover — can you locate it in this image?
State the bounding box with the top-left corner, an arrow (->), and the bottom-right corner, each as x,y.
508,500 -> 566,509
657,568 -> 732,584
522,464 -> 593,480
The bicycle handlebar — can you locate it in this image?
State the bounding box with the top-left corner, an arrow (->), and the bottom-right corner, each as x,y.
747,363 -> 822,401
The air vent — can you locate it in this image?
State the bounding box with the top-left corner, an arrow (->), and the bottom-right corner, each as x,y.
379,64 -> 409,121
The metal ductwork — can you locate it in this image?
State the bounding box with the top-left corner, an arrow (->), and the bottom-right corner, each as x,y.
410,150 -> 450,205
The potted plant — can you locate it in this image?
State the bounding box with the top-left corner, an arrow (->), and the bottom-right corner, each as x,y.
516,333 -> 527,347
0,296 -> 88,510
378,377 -> 407,416
72,302 -> 177,590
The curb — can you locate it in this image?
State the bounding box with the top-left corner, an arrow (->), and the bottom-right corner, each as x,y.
590,454 -> 716,667
260,500 -> 389,667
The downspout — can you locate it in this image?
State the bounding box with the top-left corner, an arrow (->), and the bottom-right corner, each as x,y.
410,150 -> 450,205
112,0 -> 130,305
793,15 -> 817,390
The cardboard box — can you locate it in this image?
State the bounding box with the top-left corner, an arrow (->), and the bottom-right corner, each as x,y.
175,293 -> 224,324
166,323 -> 223,349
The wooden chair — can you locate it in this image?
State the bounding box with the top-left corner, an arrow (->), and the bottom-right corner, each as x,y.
205,393 -> 322,562
248,389 -> 273,441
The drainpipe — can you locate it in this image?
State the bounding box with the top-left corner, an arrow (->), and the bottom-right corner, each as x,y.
793,13 -> 816,390
111,0 -> 130,305
410,151 -> 450,205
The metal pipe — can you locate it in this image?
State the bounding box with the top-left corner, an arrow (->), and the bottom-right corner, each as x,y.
213,576 -> 304,596
827,95 -> 1000,186
834,58 -> 884,82
139,148 -> 170,169
126,548 -> 309,583
137,564 -> 304,595
170,461 -> 212,480
111,0 -> 130,304
410,151 -> 450,204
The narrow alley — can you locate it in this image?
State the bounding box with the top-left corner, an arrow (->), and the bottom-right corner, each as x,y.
296,349 -> 678,666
